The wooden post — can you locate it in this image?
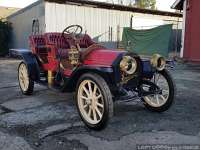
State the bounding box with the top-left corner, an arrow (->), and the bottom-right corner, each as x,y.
117,25 -> 120,49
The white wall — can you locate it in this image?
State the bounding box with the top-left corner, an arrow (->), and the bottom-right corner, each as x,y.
8,1 -> 45,49
45,2 -> 182,48
131,12 -> 182,30
45,2 -> 131,46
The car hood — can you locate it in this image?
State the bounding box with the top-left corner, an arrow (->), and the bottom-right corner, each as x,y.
83,49 -> 125,67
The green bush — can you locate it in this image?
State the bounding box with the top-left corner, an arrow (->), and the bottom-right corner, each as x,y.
0,19 -> 12,56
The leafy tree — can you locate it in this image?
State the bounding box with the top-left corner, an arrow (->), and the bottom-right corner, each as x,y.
0,19 -> 12,56
105,0 -> 156,9
134,0 -> 156,9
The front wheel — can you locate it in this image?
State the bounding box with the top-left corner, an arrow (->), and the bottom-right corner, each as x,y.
76,73 -> 113,130
142,69 -> 176,112
18,62 -> 34,95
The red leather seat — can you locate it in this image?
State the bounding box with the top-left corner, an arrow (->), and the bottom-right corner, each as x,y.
44,33 -> 95,58
44,33 -> 94,49
79,34 -> 95,48
30,33 -> 97,62
29,35 -> 46,51
29,35 -> 46,46
44,33 -> 70,49
44,33 -> 70,59
29,35 -> 48,63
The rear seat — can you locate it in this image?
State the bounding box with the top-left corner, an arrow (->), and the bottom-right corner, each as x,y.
29,35 -> 46,51
29,35 -> 48,63
30,33 -> 95,50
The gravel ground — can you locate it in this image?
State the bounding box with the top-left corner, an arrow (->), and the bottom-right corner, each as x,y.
0,58 -> 200,150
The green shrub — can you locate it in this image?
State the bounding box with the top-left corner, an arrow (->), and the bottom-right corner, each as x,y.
0,19 -> 12,56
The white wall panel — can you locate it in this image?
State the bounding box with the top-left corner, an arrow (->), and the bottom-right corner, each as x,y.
8,2 -> 45,49
45,2 -> 181,45
45,2 -> 132,45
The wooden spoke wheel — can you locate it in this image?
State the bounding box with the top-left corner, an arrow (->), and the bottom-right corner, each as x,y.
76,73 -> 113,130
18,62 -> 34,95
142,69 -> 176,112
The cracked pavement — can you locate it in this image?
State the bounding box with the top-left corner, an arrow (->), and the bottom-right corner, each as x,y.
0,58 -> 200,150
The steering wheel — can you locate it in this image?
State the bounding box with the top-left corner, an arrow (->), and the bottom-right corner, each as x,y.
62,25 -> 83,40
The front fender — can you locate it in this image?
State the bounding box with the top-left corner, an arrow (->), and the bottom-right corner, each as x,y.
64,66 -> 114,92
19,51 -> 40,81
142,59 -> 174,79
142,60 -> 155,78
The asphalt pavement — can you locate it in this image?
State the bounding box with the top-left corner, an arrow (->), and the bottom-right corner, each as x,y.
0,58 -> 200,150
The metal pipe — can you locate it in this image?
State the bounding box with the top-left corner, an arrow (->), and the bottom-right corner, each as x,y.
48,70 -> 53,87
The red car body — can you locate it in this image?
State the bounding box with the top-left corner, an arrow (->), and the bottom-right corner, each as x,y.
83,49 -> 122,67
20,31 -> 156,94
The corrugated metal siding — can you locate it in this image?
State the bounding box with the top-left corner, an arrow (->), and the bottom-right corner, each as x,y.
8,2 -> 45,49
45,2 -> 182,48
45,2 -> 131,48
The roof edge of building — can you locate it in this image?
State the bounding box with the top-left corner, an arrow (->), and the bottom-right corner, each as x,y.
171,0 -> 184,10
7,0 -> 43,19
46,0 -> 182,17
7,0 -> 183,20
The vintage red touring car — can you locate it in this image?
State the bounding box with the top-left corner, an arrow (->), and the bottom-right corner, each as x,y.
18,25 -> 176,130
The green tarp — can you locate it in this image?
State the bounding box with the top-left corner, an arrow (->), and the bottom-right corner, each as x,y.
122,24 -> 173,57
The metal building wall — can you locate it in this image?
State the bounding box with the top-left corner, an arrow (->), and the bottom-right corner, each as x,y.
45,2 -> 182,49
8,1 -> 45,49
45,2 -> 132,48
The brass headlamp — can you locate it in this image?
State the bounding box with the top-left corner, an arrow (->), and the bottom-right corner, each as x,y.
120,56 -> 137,75
150,54 -> 166,71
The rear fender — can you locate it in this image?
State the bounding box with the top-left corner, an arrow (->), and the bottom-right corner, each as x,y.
20,52 -> 40,81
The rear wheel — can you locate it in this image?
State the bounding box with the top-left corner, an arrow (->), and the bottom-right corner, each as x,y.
76,73 -> 113,130
18,62 -> 34,95
142,69 -> 176,112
